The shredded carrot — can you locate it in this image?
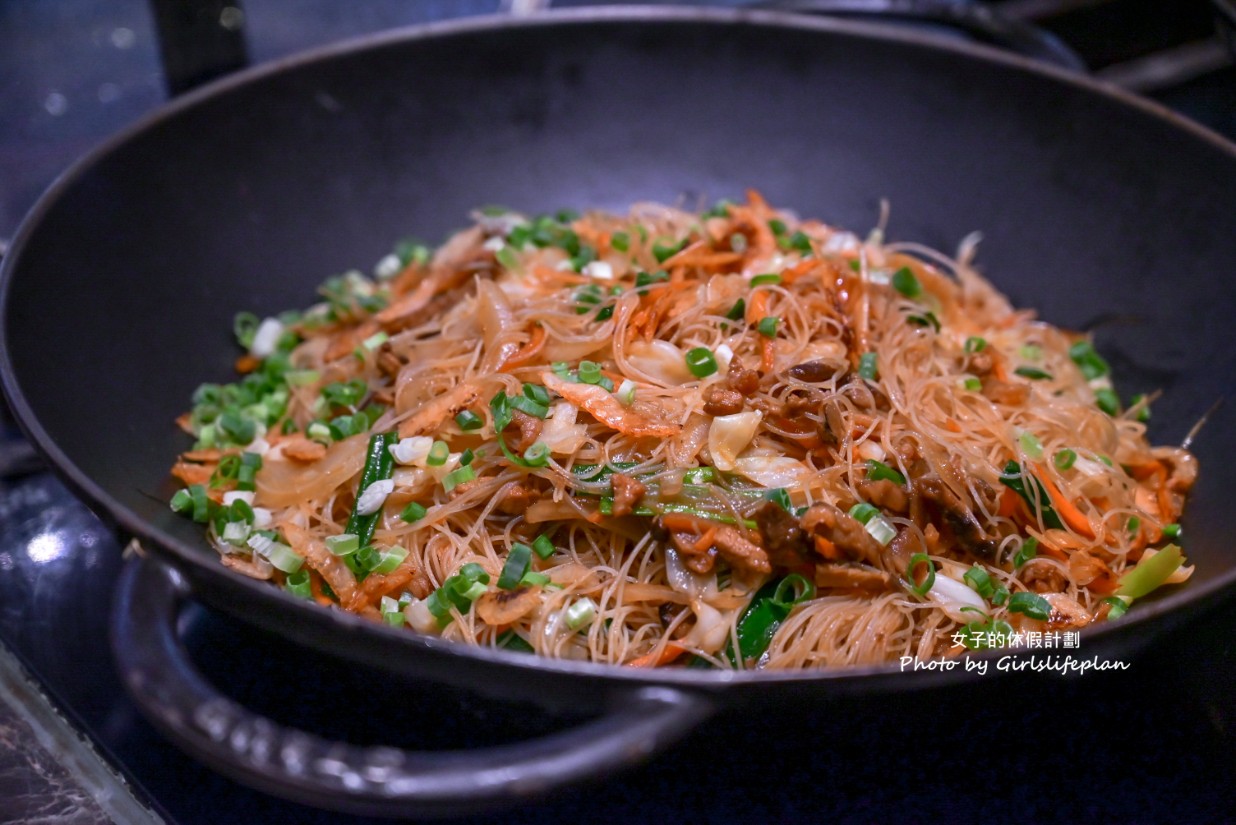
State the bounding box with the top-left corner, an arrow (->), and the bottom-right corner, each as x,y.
660,512 -> 709,533
998,486 -> 1022,518
1034,464 -> 1097,539
813,535 -> 840,560
626,642 -> 687,668
747,290 -> 776,372
692,527 -> 718,553
234,354 -> 260,374
499,324 -> 546,372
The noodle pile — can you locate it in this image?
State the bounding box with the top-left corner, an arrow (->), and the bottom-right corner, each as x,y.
169,192 -> 1197,670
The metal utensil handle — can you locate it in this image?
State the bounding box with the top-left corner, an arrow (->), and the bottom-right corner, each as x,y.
111,556 -> 715,817
758,0 -> 1086,71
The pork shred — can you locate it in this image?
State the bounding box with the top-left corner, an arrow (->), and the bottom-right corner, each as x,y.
503,409 -> 543,454
610,473 -> 647,517
702,384 -> 744,416
799,502 -> 883,566
754,500 -> 808,567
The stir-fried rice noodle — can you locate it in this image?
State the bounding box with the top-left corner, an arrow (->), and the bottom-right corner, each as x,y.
171,192 -> 1197,670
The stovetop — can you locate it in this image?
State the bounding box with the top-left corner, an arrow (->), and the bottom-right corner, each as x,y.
2,2 -> 1235,823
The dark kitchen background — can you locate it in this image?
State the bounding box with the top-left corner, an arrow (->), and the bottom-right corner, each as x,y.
1,2 -> 1234,823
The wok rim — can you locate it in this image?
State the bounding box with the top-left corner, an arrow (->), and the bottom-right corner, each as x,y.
2,5 -> 1235,690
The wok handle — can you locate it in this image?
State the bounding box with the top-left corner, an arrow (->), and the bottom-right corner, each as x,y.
111,556 -> 715,817
757,0 -> 1086,72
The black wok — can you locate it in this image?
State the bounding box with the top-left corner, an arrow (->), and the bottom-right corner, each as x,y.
3,7 -> 1236,817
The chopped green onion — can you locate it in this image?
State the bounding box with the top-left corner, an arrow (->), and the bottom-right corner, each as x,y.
788,230 -> 812,254
1018,431 -> 1044,461
326,533 -> 359,556
1014,536 -> 1038,568
1130,393 -> 1151,422
1162,523 -> 1181,540
236,452 -> 262,492
757,316 -> 779,338
460,448 -> 475,466
725,299 -> 746,321
1069,340 -> 1110,380
1008,591 -> 1051,621
634,270 -> 669,292
991,584 -> 1010,607
685,347 -> 718,378
362,331 -> 389,351
460,580 -> 488,602
653,239 -> 686,263
764,488 -> 793,513
858,352 -> 878,381
284,569 -> 312,599
682,467 -> 715,484
400,502 -> 427,523
426,440 -> 449,466
498,629 -> 535,652
522,442 -> 550,468
1127,515 -> 1141,536
729,233 -> 748,253
964,336 -> 987,353
891,267 -> 921,298
284,369 -> 320,387
251,536 -> 302,574
532,534 -> 555,559
520,571 -> 552,588
1014,366 -> 1053,381
906,553 -> 935,597
611,231 -> 630,252
233,311 -> 260,348
906,312 -> 941,332
1054,448 -> 1077,470
963,376 -> 983,392
1104,595 -> 1131,620
750,273 -> 782,287
442,465 -> 476,492
1018,343 -> 1043,361
864,515 -> 897,546
727,574 -> 815,666
343,432 -> 396,577
380,596 -> 405,626
866,460 -> 906,485
848,503 -> 879,524
963,565 -> 996,600
498,543 -> 533,590
371,546 -> 409,575
523,383 -> 551,406
616,379 -> 637,406
455,410 -> 483,430
509,394 -> 549,419
1095,388 -> 1121,416
170,487 -> 195,515
577,360 -> 603,385
495,245 -> 520,270
1116,544 -> 1183,599
767,218 -> 788,236
189,484 -> 212,523
564,597 -> 598,631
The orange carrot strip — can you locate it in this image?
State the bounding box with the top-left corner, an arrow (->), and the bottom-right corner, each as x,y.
747,290 -> 776,372
692,527 -> 718,553
660,512 -> 709,533
499,324 -> 546,372
998,486 -> 1022,518
626,642 -> 687,668
1034,465 -> 1097,539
